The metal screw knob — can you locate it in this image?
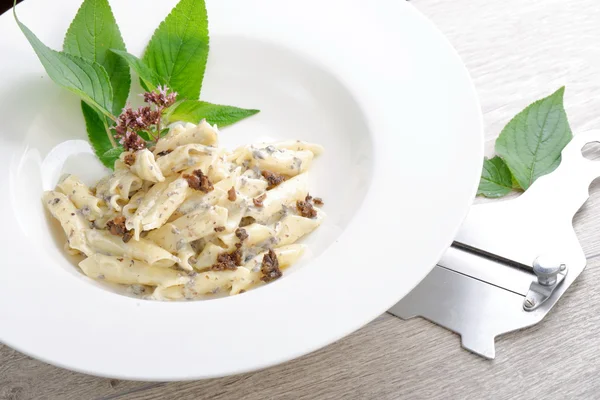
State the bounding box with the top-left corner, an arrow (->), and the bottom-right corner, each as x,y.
533,255 -> 565,286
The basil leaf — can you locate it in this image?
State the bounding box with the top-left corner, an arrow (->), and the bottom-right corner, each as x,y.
81,101 -> 119,169
63,0 -> 130,115
143,0 -> 209,100
477,156 -> 514,198
100,146 -> 124,169
495,87 -> 572,190
109,49 -> 163,92
14,9 -> 113,119
167,100 -> 259,127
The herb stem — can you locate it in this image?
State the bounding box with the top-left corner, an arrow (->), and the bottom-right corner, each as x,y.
155,112 -> 163,141
95,103 -> 118,123
102,118 -> 117,148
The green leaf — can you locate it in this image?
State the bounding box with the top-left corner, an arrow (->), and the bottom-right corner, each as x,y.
63,0 -> 130,115
81,101 -> 118,168
477,156 -> 515,198
137,130 -> 153,142
109,49 -> 163,92
495,87 -> 572,190
167,100 -> 259,127
511,174 -> 521,190
142,0 -> 209,100
100,146 -> 124,169
14,8 -> 114,119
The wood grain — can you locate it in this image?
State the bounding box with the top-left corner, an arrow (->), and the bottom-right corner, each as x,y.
3,0 -> 600,399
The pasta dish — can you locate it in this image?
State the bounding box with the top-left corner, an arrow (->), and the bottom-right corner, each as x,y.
43,120 -> 324,300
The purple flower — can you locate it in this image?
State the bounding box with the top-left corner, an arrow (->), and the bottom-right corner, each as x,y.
121,131 -> 146,151
112,86 -> 178,150
143,85 -> 178,108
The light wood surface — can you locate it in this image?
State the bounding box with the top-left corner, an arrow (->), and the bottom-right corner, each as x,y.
3,0 -> 600,399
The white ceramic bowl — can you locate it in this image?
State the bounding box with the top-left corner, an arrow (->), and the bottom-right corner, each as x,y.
0,0 -> 482,380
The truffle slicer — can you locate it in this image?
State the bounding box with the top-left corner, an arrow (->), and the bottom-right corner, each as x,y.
388,130 -> 600,359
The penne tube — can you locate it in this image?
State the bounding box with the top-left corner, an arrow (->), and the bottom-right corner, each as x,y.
146,206 -> 228,252
246,173 -> 309,223
79,254 -> 189,287
126,177 -> 188,240
94,168 -> 143,212
122,149 -> 165,183
274,209 -> 325,246
85,229 -> 179,268
218,223 -> 276,251
154,268 -> 251,299
157,144 -> 216,176
233,244 -> 307,293
176,242 -> 196,271
267,140 -> 324,156
56,174 -> 103,220
154,120 -> 218,155
43,191 -> 91,255
232,145 -> 314,176
191,242 -> 223,271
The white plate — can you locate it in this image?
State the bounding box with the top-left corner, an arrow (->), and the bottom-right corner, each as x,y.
0,0 -> 482,380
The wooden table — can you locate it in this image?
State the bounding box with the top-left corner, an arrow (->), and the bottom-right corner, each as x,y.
4,0 -> 600,398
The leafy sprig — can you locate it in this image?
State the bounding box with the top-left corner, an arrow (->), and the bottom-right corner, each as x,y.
478,87 -> 572,198
14,0 -> 260,169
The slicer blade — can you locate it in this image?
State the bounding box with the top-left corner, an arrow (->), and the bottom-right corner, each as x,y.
389,265 -> 527,360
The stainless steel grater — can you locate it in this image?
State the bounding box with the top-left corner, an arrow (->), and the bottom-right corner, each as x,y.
388,130 -> 600,359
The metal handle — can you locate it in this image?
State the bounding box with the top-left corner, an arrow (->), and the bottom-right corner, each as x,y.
532,255 -> 566,286
523,255 -> 568,311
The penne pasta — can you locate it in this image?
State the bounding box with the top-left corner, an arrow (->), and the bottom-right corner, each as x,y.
122,149 -> 165,183
157,144 -> 216,176
176,242 -> 197,271
85,229 -> 179,268
154,120 -> 218,155
154,268 -> 252,299
191,242 -> 223,270
56,174 -> 103,221
268,140 -> 324,156
94,168 -> 143,211
126,177 -> 189,240
231,144 -> 315,176
146,206 -> 228,252
233,244 -> 307,294
44,120 -> 324,300
274,210 -> 325,246
246,173 -> 309,223
79,254 -> 189,287
218,223 -> 275,251
43,191 -> 91,255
